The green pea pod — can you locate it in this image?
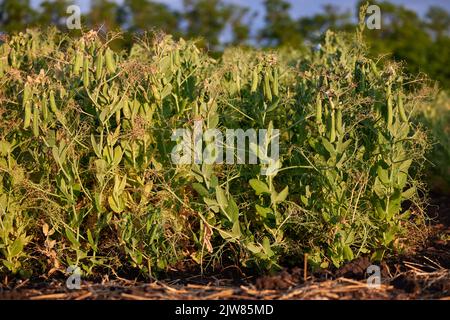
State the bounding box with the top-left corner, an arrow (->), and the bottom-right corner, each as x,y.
33,104 -> 39,137
251,69 -> 258,93
315,94 -> 322,125
22,83 -> 31,108
95,51 -> 103,80
264,73 -> 272,102
354,61 -> 359,80
336,109 -> 343,135
42,95 -> 48,122
268,68 -> 274,82
9,48 -> 18,68
116,109 -> 121,124
355,62 -> 366,93
386,84 -> 393,127
79,38 -> 85,51
0,57 -> 4,78
398,92 -> 407,122
360,69 -> 366,92
105,48 -> 116,74
174,50 -> 181,66
83,55 -> 90,87
272,68 -> 279,97
24,101 -> 32,129
49,90 -> 58,113
370,60 -> 379,77
73,51 -> 83,76
329,110 -> 336,143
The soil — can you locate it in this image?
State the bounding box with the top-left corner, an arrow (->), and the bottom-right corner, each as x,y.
0,194 -> 449,300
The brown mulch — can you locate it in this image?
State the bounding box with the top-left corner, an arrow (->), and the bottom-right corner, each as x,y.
0,195 -> 449,300
0,277 -> 399,300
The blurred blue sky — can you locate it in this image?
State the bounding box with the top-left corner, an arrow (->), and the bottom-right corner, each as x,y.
30,0 -> 450,17
157,0 -> 450,18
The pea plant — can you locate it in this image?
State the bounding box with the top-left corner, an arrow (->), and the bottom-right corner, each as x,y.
0,25 -> 430,278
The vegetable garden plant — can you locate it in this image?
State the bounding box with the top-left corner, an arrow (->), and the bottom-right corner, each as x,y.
0,19 -> 430,279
